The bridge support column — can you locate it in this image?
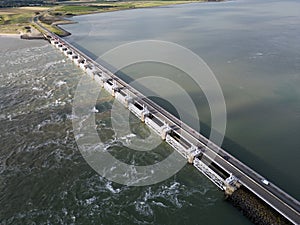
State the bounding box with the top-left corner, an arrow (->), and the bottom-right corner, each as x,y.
141,106 -> 150,122
224,174 -> 240,195
161,122 -> 171,140
187,145 -> 199,164
111,80 -> 119,97
101,77 -> 108,88
124,96 -> 132,108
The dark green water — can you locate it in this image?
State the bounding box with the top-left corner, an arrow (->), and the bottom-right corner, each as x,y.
0,0 -> 299,224
62,0 -> 300,198
0,37 -> 250,224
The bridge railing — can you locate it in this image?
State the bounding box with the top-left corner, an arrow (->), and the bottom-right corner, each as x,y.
34,18 -> 300,223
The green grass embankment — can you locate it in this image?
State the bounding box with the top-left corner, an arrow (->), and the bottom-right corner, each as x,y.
0,7 -> 48,34
0,1 -> 211,35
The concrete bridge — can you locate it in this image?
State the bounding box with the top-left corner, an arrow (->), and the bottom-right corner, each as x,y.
35,19 -> 300,224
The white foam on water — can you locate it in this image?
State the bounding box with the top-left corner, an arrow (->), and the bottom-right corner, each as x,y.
134,200 -> 153,217
75,133 -> 85,141
119,133 -> 137,145
139,182 -> 184,209
120,133 -> 136,140
55,80 -> 67,87
151,201 -> 167,208
54,98 -> 66,107
90,106 -> 99,113
44,59 -> 67,70
43,90 -> 54,99
32,87 -> 44,91
250,52 -> 264,59
62,208 -> 68,216
105,181 -> 121,194
85,196 -> 97,205
66,114 -> 79,120
7,114 -> 12,121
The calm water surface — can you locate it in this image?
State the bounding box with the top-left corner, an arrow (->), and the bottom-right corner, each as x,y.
63,0 -> 300,197
0,0 -> 299,224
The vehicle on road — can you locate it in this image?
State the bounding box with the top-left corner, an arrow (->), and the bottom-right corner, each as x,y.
262,179 -> 270,185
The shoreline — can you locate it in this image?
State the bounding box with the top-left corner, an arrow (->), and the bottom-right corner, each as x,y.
0,0 -> 225,36
0,33 -> 20,37
53,0 -> 222,37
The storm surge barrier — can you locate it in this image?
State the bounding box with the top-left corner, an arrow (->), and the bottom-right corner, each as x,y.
35,19 -> 300,224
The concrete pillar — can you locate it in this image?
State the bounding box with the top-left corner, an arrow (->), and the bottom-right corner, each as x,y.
161,122 -> 171,140
188,155 -> 194,164
111,80 -> 119,97
101,77 -> 108,88
224,185 -> 235,196
187,145 -> 198,164
141,106 -> 150,122
125,96 -> 132,108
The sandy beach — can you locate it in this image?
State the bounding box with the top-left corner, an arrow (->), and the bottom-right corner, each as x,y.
0,33 -> 20,38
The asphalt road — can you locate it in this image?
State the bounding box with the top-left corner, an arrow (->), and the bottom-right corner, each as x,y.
138,95 -> 300,225
33,20 -> 300,224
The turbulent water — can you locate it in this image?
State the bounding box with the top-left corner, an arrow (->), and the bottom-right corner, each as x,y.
62,0 -> 300,198
0,37 -> 250,224
1,0 -> 300,224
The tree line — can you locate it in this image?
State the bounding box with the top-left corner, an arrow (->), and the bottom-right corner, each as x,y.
0,0 -> 69,8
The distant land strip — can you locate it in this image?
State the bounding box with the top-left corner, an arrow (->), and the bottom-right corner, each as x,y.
0,0 -> 224,35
